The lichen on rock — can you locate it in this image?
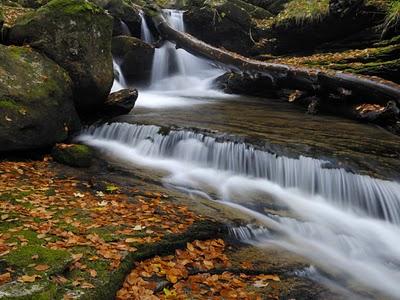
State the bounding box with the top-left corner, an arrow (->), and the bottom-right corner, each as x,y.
9,0 -> 114,113
0,44 -> 80,152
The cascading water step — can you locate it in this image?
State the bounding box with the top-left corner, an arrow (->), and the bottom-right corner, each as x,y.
79,122 -> 400,224
77,121 -> 400,299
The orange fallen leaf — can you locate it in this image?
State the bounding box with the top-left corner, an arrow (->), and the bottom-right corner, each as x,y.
166,274 -> 178,284
0,272 -> 11,284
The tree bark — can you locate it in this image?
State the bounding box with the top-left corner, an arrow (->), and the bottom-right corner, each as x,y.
151,13 -> 400,107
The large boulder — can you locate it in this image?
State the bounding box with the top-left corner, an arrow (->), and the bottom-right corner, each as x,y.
112,35 -> 154,85
264,0 -> 387,55
0,45 -> 80,152
0,7 -> 3,31
89,0 -> 142,37
184,0 -> 273,55
9,0 -> 114,113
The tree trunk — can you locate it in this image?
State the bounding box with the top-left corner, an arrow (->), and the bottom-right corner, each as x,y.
151,14 -> 400,107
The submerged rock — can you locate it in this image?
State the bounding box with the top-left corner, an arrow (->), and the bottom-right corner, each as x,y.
9,0 -> 114,113
0,45 -> 80,152
112,35 -> 154,85
52,143 -> 93,167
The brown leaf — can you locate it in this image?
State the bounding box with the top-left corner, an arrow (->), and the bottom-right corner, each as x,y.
81,282 -> 95,289
18,274 -> 41,283
34,264 -> 50,271
72,253 -> 83,262
89,269 -> 97,278
0,272 -> 11,284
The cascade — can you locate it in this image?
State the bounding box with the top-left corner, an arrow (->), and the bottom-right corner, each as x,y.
95,8 -> 400,299
139,11 -> 154,44
111,59 -> 127,92
77,122 -> 400,298
79,123 -> 400,224
120,20 -> 131,36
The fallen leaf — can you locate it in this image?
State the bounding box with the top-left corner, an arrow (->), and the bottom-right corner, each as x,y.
89,269 -> 97,278
18,274 -> 41,283
0,272 -> 11,284
34,264 -> 49,271
81,282 -> 95,289
253,280 -> 269,288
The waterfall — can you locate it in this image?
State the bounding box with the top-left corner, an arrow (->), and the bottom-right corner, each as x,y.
120,20 -> 131,36
150,10 -> 213,88
139,11 -> 154,44
135,9 -> 232,108
111,59 -> 127,92
77,122 -> 400,298
79,123 -> 400,224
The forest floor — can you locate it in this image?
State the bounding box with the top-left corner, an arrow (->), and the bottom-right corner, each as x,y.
0,155 -> 335,299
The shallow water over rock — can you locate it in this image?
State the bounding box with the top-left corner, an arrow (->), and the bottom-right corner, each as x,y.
121,95 -> 400,180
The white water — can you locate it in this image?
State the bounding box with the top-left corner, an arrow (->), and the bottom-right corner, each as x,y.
111,59 -> 126,93
120,20 -> 131,36
135,9 -> 232,108
103,9 -> 400,298
77,123 -> 400,299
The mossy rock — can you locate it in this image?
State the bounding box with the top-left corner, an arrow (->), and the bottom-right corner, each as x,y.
112,35 -> 154,85
5,245 -> 71,275
89,0 -> 142,37
9,0 -> 114,113
0,245 -> 70,299
0,45 -> 80,152
52,143 -> 93,168
0,7 -> 3,31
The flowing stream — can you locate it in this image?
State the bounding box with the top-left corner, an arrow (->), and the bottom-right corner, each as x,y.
85,10 -> 400,299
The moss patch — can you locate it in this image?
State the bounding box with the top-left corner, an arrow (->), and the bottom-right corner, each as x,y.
275,0 -> 329,25
5,245 -> 71,275
52,144 -> 93,168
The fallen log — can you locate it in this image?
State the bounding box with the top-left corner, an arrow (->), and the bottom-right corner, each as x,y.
149,12 -> 400,107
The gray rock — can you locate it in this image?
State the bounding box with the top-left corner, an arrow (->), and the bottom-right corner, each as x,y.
0,45 -> 80,152
9,0 -> 114,113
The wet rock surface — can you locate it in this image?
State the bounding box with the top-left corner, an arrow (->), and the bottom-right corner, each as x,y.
112,35 -> 154,85
126,95 -> 400,180
0,44 -> 80,152
103,88 -> 138,116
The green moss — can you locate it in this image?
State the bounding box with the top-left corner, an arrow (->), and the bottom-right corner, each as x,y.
0,99 -> 21,111
5,245 -> 71,275
384,0 -> 400,29
0,7 -> 4,27
38,0 -> 103,16
88,226 -> 119,242
275,0 -> 329,25
52,144 -> 93,168
105,184 -> 119,193
0,281 -> 57,300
